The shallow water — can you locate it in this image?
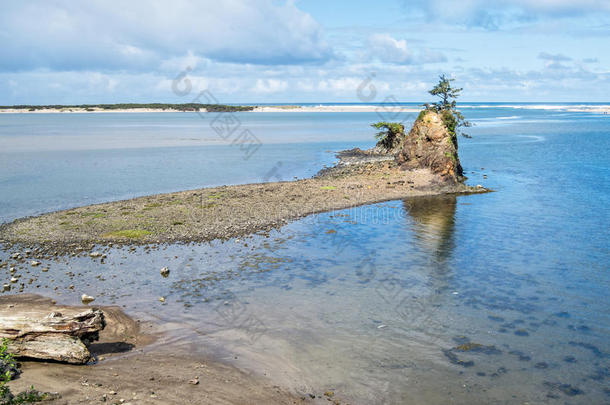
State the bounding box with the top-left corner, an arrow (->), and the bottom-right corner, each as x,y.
1,107 -> 609,404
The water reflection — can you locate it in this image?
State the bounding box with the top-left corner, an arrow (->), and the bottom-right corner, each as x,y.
403,195 -> 457,263
390,195 -> 459,344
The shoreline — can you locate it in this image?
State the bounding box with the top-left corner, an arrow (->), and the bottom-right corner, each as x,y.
1,104 -> 608,114
1,140 -> 488,403
0,161 -> 488,253
4,294 -> 304,404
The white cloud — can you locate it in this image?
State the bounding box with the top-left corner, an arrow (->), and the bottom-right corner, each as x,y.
368,34 -> 447,65
0,0 -> 333,72
252,79 -> 288,93
368,34 -> 412,64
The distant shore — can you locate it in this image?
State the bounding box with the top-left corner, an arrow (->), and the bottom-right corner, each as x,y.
0,105 -> 420,113
1,104 -> 608,114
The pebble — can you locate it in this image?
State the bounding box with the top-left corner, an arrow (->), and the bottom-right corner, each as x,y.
81,294 -> 95,304
31,260 -> 41,266
160,267 -> 170,278
159,297 -> 166,303
89,251 -> 103,258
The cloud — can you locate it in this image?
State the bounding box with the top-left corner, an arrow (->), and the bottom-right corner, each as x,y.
368,34 -> 446,64
0,1 -> 607,103
403,0 -> 610,29
252,79 -> 288,94
538,52 -> 572,62
368,34 -> 411,63
0,0 -> 332,72
537,52 -> 573,69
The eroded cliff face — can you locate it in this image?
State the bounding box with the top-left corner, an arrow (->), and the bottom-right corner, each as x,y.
396,110 -> 463,183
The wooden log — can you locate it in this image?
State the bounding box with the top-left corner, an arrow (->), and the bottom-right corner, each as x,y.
0,305 -> 105,364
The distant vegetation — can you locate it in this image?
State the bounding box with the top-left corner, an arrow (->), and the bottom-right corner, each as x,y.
0,103 -> 254,112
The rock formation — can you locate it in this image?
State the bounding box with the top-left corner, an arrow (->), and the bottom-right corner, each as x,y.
396,110 -> 463,183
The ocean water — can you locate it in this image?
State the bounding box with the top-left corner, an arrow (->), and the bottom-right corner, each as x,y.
0,107 -> 608,404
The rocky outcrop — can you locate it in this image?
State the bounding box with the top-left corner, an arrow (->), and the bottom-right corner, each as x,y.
396,110 -> 463,183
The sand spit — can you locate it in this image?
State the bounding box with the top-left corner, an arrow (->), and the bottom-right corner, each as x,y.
0,161 -> 487,249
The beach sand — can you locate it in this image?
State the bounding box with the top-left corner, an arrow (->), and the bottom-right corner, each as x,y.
4,294 -> 303,405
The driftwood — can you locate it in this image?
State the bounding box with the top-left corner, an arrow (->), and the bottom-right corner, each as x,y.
0,304 -> 105,364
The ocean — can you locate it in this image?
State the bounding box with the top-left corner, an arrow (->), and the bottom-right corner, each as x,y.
0,106 -> 608,403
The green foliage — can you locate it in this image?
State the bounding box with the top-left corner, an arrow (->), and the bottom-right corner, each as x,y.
426,75 -> 472,138
417,109 -> 428,121
1,339 -> 17,394
0,340 -> 46,405
371,122 -> 405,150
9,389 -> 47,404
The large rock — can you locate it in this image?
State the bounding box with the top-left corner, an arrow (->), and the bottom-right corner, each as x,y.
397,110 -> 463,183
0,302 -> 105,364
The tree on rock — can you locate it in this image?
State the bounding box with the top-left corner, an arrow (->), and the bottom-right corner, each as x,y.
427,74 -> 471,139
371,122 -> 405,153
395,75 -> 472,183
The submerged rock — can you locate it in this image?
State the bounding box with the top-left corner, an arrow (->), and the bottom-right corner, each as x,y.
543,381 -> 583,396
396,110 -> 463,183
442,349 -> 474,367
455,342 -> 502,355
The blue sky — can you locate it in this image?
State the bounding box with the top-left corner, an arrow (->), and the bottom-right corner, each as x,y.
0,0 -> 608,104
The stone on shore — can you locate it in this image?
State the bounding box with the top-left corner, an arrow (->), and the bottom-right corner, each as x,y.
81,294 -> 95,305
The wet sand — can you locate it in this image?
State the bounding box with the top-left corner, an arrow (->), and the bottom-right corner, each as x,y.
3,295 -> 305,405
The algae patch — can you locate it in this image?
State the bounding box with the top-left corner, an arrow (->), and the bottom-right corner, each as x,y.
102,229 -> 152,239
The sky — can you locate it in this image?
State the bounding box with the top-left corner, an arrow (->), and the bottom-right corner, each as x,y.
0,0 -> 608,104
